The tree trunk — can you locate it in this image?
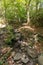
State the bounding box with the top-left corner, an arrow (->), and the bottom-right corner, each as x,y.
26,0 -> 31,25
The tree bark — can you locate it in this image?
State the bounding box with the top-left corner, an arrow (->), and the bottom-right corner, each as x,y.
26,0 -> 31,24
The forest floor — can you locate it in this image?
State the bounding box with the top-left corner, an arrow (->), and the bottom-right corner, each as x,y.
0,18 -> 43,65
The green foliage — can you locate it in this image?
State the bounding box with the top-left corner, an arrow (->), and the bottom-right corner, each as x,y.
30,9 -> 43,27
4,25 -> 14,45
0,0 -> 43,26
0,61 -> 3,65
2,0 -> 27,23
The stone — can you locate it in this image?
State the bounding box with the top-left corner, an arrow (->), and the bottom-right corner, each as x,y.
21,54 -> 29,64
38,54 -> 43,65
15,32 -> 21,40
11,52 -> 15,57
14,29 -> 21,41
14,53 -> 22,61
14,29 -> 19,33
21,57 -> 29,64
27,46 -> 38,58
28,61 -> 34,65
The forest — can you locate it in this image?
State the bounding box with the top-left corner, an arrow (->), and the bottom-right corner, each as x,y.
0,0 -> 43,65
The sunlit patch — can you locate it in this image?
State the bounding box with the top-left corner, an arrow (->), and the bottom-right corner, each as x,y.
0,18 -> 6,28
0,24 -> 6,28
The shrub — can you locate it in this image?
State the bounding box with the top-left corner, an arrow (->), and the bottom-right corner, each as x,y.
4,25 -> 14,45
0,61 -> 3,65
30,9 -> 43,27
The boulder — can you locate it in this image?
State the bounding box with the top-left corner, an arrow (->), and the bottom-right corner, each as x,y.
14,53 -> 22,61
27,46 -> 38,58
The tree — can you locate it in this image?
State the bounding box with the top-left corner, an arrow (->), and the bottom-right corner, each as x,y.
25,0 -> 32,25
36,0 -> 40,12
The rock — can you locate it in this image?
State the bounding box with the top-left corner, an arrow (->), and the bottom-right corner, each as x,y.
14,53 -> 22,61
38,54 -> 43,65
16,33 -> 21,40
14,29 -> 19,33
27,46 -> 38,58
27,61 -> 34,65
11,52 -> 15,57
18,41 -> 28,46
15,32 -> 21,40
14,29 -> 22,41
21,54 -> 29,64
21,57 -> 29,64
16,60 -> 21,64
